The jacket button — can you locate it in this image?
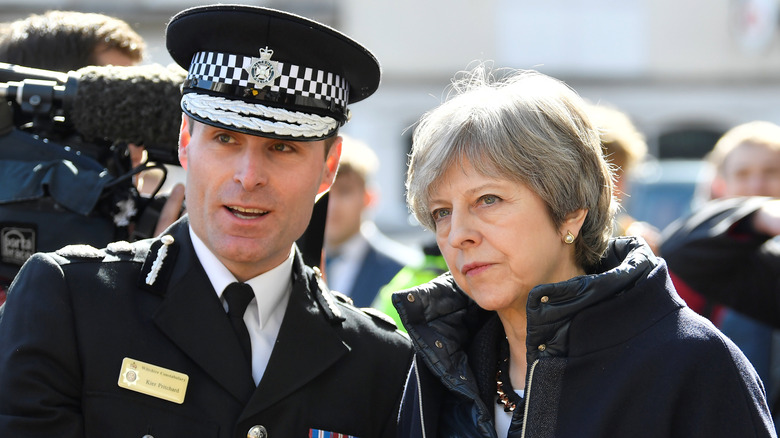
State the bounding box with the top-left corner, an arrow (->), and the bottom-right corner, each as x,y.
247,425 -> 268,438
435,340 -> 443,348
538,344 -> 547,351
540,296 -> 549,303
407,293 -> 415,302
142,435 -> 154,438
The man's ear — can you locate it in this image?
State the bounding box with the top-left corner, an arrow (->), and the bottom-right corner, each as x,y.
318,136 -> 342,195
178,115 -> 190,170
364,187 -> 377,209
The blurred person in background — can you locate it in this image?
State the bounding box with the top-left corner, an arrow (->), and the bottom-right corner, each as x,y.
661,120 -> 780,429
663,196 -> 780,323
587,102 -> 661,252
0,10 -> 145,70
324,134 -> 422,307
393,65 -> 774,438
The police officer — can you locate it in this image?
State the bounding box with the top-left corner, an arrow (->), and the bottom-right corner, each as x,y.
0,5 -> 413,438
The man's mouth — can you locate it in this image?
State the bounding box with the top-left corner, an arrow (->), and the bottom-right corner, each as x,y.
227,206 -> 269,219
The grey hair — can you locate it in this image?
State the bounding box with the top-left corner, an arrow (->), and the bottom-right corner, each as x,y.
406,65 -> 617,270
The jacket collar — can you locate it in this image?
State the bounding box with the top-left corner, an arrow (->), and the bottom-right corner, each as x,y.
240,252 -> 350,418
395,237 -> 675,373
142,217 -> 350,405
147,218 -> 257,402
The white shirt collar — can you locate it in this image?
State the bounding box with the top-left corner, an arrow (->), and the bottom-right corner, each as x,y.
189,226 -> 293,329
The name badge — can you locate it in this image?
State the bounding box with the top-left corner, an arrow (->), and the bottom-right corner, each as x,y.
117,357 -> 189,404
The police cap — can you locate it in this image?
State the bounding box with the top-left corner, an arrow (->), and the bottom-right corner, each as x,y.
166,4 -> 380,140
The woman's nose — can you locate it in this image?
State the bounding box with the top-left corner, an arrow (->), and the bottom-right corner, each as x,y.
447,210 -> 480,249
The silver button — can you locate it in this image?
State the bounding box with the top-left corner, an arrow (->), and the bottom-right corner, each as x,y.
540,296 -> 549,303
538,344 -> 547,352
142,435 -> 154,438
434,340 -> 443,348
248,425 -> 268,438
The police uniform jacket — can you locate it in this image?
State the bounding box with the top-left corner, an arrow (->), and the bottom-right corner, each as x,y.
0,217 -> 413,438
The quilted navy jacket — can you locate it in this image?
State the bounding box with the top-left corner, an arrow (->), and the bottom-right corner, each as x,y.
393,237 -> 776,438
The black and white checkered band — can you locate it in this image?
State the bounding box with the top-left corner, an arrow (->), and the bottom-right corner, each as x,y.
184,51 -> 349,119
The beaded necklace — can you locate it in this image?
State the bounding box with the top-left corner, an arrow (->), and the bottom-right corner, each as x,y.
495,339 -> 523,412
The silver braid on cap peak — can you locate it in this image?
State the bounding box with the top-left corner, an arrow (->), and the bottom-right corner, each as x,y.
182,93 -> 339,138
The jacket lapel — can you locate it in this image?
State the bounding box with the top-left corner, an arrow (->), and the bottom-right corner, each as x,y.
241,256 -> 349,417
150,220 -> 255,403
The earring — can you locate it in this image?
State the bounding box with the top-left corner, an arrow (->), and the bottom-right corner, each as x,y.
564,231 -> 575,244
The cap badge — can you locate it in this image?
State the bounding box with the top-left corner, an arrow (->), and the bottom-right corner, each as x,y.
247,46 -> 279,87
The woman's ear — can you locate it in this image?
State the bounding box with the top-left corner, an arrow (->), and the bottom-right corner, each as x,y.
561,208 -> 588,239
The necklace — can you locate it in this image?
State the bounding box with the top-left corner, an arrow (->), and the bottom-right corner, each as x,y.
496,360 -> 517,412
496,339 -> 522,412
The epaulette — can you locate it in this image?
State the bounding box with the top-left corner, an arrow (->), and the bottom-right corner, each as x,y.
106,240 -> 135,256
55,244 -> 105,259
330,289 -> 353,306
360,307 -> 398,330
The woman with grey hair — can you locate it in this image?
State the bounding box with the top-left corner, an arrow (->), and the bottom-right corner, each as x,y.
393,66 -> 775,437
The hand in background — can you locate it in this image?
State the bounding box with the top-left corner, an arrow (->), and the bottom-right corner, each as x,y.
153,183 -> 185,236
753,199 -> 780,237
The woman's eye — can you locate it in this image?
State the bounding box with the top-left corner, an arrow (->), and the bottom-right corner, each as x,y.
431,208 -> 451,221
481,195 -> 498,205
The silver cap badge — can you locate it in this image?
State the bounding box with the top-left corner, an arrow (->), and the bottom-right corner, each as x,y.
247,46 -> 279,87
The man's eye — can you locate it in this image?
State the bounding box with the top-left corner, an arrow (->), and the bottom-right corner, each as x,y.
273,143 -> 291,152
216,133 -> 233,143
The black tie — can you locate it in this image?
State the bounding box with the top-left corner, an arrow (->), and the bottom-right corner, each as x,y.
223,282 -> 255,369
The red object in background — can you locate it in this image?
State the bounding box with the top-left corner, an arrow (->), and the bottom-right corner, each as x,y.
669,270 -> 726,327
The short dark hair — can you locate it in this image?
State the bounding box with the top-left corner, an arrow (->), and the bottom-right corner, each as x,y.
0,10 -> 145,71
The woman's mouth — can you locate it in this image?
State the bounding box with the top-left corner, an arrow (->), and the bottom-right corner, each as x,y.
462,262 -> 492,276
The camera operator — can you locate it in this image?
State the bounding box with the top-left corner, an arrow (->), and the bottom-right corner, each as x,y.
0,10 -> 185,304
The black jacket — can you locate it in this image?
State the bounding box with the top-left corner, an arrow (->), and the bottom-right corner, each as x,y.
661,196 -> 780,327
393,237 -> 776,438
0,217 -> 413,438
